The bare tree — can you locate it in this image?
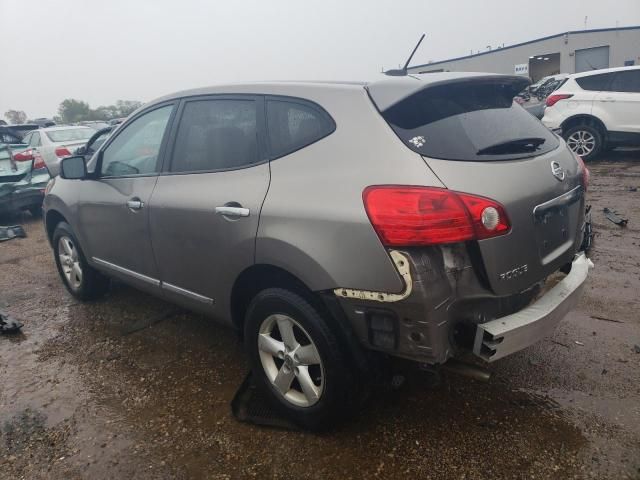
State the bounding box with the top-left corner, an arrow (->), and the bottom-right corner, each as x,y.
4,110 -> 28,124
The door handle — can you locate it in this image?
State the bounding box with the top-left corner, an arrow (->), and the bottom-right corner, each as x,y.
126,199 -> 144,211
215,206 -> 250,218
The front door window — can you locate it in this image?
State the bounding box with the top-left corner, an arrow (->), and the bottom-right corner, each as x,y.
101,106 -> 173,177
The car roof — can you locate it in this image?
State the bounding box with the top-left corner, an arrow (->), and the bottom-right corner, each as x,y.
149,79 -> 367,105
570,65 -> 640,79
145,72 -> 526,113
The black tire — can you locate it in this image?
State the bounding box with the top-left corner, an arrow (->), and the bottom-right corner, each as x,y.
563,124 -> 603,161
52,222 -> 110,301
244,288 -> 356,430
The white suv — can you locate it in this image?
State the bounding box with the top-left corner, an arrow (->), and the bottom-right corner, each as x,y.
542,66 -> 640,160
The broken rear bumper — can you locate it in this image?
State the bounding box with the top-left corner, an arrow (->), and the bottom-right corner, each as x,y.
473,252 -> 593,362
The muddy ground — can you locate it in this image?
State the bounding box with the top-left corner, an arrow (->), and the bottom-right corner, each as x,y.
1,150 -> 639,479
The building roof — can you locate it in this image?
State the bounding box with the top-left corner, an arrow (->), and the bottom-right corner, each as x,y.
410,25 -> 640,70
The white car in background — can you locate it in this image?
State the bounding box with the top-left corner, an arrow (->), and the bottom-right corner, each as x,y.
20,126 -> 95,176
542,66 -> 640,160
521,74 -> 569,119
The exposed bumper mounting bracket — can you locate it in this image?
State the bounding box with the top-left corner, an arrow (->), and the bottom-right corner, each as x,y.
334,250 -> 412,303
473,252 -> 593,362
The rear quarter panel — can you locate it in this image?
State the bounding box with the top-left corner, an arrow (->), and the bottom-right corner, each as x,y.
257,86 -> 445,293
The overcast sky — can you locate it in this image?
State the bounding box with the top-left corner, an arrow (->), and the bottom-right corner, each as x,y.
1,0 -> 639,119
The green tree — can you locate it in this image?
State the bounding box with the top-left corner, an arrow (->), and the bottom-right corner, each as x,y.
56,99 -> 143,123
4,110 -> 27,124
90,105 -> 119,121
115,100 -> 142,118
58,99 -> 91,123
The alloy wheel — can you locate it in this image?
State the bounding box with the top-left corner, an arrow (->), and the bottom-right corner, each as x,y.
258,314 -> 324,407
58,236 -> 82,290
566,130 -> 596,157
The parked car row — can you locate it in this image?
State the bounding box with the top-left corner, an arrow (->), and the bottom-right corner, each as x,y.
0,124 -> 115,216
516,74 -> 569,119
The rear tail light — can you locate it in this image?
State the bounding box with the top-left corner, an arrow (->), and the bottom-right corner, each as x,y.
55,146 -> 72,158
546,94 -> 573,107
13,149 -> 34,162
363,186 -> 511,247
573,152 -> 590,191
33,155 -> 46,170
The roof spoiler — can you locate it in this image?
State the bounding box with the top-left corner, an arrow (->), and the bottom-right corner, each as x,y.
367,75 -> 531,112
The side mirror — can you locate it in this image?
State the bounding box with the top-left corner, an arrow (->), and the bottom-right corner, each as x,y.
60,155 -> 87,180
75,145 -> 86,155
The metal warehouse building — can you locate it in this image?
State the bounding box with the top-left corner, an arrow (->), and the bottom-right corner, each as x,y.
408,26 -> 640,82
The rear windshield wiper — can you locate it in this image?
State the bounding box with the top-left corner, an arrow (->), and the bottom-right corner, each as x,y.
477,137 -> 546,155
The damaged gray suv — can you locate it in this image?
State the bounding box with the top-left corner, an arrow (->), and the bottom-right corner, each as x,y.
44,73 -> 592,429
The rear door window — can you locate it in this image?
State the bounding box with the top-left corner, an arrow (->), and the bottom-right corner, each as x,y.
609,70 -> 640,93
170,99 -> 259,173
380,81 -> 559,161
266,99 -> 335,158
575,73 -> 615,91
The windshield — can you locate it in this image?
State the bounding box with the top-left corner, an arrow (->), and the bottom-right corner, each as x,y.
45,128 -> 94,143
381,80 -> 559,161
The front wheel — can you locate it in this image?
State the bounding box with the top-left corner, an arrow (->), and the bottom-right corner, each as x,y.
52,222 -> 110,301
563,124 -> 603,161
244,288 -> 356,430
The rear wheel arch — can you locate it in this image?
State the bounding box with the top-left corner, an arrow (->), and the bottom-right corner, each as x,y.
231,264 -> 323,335
230,263 -> 370,374
561,115 -> 608,138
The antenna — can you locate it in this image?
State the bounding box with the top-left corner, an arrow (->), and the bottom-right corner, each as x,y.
384,33 -> 426,76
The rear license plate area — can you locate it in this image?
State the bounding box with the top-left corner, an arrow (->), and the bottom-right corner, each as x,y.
534,206 -> 571,260
533,186 -> 583,264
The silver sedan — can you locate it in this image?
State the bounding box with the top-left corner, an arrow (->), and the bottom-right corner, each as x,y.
20,126 -> 95,177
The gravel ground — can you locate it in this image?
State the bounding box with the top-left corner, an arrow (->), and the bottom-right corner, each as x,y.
1,150 -> 639,479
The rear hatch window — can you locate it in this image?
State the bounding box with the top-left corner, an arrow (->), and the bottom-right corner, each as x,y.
379,79 -> 559,161
45,128 -> 94,143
